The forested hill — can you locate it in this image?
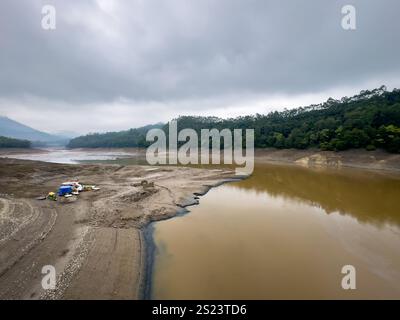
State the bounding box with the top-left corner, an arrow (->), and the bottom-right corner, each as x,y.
68,86 -> 400,153
67,123 -> 164,148
0,136 -> 31,148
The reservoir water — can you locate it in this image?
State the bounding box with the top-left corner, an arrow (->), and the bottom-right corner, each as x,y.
151,163 -> 400,299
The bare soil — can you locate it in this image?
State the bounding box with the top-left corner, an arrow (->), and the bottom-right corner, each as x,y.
0,158 -> 238,299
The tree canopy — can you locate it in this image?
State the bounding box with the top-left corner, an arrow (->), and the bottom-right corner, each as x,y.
0,136 -> 31,148
68,86 -> 400,153
67,123 -> 164,148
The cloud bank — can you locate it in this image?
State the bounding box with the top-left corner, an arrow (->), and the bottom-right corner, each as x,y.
0,0 -> 399,133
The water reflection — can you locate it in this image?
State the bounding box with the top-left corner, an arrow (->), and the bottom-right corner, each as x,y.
2,148 -> 146,164
151,163 -> 400,299
234,164 -> 400,228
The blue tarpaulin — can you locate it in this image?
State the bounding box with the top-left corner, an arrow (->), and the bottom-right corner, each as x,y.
58,185 -> 73,196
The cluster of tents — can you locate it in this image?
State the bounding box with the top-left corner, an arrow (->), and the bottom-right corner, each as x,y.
46,181 -> 100,201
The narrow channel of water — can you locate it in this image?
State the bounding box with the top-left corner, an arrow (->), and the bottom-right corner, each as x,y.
151,164 -> 400,299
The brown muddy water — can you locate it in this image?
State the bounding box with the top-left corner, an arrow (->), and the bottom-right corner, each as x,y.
151,163 -> 400,299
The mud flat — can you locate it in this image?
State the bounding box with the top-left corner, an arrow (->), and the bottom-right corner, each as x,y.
0,158 -> 239,299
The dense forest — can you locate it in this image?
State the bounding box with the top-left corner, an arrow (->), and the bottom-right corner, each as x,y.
68,86 -> 400,153
67,123 -> 164,148
0,136 -> 31,148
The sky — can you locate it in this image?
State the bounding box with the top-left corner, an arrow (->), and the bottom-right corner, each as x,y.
0,0 -> 399,135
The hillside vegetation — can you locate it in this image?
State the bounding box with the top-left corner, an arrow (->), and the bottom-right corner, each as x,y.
67,123 -> 164,148
68,86 -> 400,153
0,136 -> 31,148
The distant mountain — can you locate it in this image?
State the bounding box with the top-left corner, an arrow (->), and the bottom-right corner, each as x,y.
0,116 -> 68,146
51,130 -> 80,139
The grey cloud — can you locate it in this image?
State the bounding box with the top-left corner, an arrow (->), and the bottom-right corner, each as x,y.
0,0 -> 399,106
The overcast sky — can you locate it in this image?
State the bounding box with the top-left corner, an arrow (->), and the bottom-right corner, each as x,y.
0,0 -> 399,134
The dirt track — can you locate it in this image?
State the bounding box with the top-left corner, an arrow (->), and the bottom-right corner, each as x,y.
0,158 -> 238,299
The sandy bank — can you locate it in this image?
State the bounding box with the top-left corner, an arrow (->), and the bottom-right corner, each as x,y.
0,158 -> 239,299
254,148 -> 400,172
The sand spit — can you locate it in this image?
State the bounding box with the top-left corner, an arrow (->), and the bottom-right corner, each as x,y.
0,158 -> 239,299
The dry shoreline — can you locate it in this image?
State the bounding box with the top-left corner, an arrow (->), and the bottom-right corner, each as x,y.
2,147 -> 400,172
253,148 -> 400,172
0,158 -> 241,299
